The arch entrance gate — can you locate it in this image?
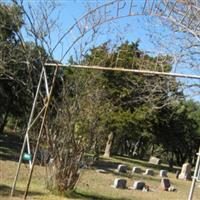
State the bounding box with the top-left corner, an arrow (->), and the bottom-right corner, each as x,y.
10,1 -> 200,200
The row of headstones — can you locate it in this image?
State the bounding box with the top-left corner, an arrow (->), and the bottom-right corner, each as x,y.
116,164 -> 168,177
116,163 -> 192,180
148,157 -> 192,181
112,178 -> 175,192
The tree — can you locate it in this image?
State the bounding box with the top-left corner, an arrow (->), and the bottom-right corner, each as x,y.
83,41 -> 181,158
151,99 -> 200,166
0,1 -> 57,133
45,67 -> 112,191
0,2 -> 24,133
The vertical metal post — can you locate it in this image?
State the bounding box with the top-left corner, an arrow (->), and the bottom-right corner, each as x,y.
11,69 -> 44,197
26,133 -> 32,169
188,148 -> 200,200
43,66 -> 50,96
23,65 -> 59,200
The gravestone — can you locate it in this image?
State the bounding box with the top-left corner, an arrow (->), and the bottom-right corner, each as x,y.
132,167 -> 142,174
168,158 -> 173,169
179,163 -> 192,180
111,178 -> 127,189
160,170 -> 168,177
48,158 -> 54,165
149,156 -> 161,165
96,169 -> 107,173
130,181 -> 145,190
142,185 -> 150,192
197,169 -> 200,181
168,186 -> 176,192
176,170 -> 180,179
143,168 -> 154,176
116,164 -> 127,173
160,178 -> 171,191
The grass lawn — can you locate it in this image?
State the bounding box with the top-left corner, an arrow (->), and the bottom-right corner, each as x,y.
1,133 -> 200,200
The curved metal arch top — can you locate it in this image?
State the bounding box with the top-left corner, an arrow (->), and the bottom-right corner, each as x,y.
51,0 -> 200,63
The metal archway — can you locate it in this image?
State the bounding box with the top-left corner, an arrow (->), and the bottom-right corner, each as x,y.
10,1 -> 200,200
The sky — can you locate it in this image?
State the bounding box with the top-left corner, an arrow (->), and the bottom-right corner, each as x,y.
20,0 -> 200,102
22,0 -> 161,60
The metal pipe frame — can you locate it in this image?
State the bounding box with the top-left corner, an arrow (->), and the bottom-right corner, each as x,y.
45,63 -> 200,80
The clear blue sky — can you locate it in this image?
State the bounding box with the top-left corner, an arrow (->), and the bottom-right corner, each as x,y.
22,0 -> 200,102
50,0 -> 157,61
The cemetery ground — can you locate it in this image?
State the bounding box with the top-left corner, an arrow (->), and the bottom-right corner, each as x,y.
1,132 -> 200,200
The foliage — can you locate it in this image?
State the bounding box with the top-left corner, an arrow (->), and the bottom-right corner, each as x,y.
0,2 -> 24,132
82,41 -> 185,160
1,2 -> 200,194
0,2 -> 54,133
46,68 -> 112,191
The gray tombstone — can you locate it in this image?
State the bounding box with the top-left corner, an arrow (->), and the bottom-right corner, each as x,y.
48,158 -> 54,165
168,186 -> 176,192
149,156 -> 161,165
116,164 -> 127,173
143,168 -> 154,176
160,170 -> 168,177
95,169 -> 107,173
111,178 -> 127,189
142,185 -> 150,192
130,181 -> 145,190
160,178 -> 171,191
132,167 -> 142,174
179,163 -> 192,180
197,169 -> 200,181
176,170 -> 180,179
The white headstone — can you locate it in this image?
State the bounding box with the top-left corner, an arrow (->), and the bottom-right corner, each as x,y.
160,170 -> 168,177
197,169 -> 200,181
149,156 -> 161,165
168,186 -> 176,192
48,158 -> 54,165
179,163 -> 192,180
143,168 -> 154,176
142,185 -> 150,192
116,164 -> 127,173
111,178 -> 127,189
96,169 -> 107,173
132,167 -> 142,174
131,181 -> 145,190
160,178 -> 171,191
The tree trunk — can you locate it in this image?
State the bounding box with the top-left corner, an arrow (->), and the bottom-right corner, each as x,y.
132,137 -> 143,158
151,143 -> 154,156
0,111 -> 9,134
103,132 -> 114,158
13,119 -> 18,132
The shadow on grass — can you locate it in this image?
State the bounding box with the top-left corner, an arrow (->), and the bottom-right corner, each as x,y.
66,189 -> 130,200
92,158 -> 161,183
0,184 -> 44,197
94,156 -> 152,172
93,156 -> 179,181
114,156 -> 179,173
0,132 -> 22,162
94,159 -> 121,170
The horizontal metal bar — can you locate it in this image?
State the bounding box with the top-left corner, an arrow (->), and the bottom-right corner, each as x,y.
44,63 -> 200,80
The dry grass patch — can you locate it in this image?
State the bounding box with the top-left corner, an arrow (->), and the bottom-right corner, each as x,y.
1,157 -> 200,200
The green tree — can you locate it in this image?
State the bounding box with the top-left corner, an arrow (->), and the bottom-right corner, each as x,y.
0,2 -> 55,133
83,41 -> 180,158
46,68 -> 111,191
151,100 -> 200,166
0,2 -> 24,132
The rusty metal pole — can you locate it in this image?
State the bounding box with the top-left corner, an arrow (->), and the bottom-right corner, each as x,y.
23,64 -> 59,199
11,68 -> 44,197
